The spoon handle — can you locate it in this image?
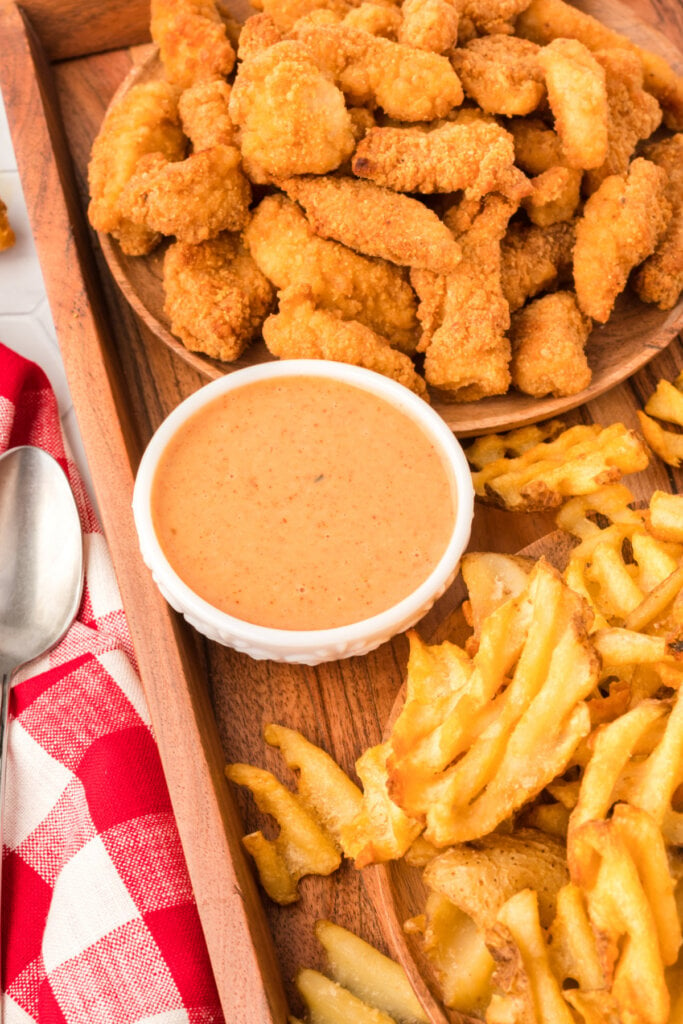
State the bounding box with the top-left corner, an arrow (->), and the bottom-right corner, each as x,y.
0,669 -> 10,1015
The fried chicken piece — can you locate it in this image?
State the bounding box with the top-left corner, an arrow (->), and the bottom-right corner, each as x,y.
411,195 -> 515,400
163,234 -> 275,360
229,41 -> 355,182
516,0 -> 683,130
87,80 -> 186,256
510,290 -> 592,397
343,2 -> 402,37
245,195 -> 419,351
352,121 -> 532,202
237,12 -> 285,60
119,146 -> 251,243
150,0 -> 236,89
537,38 -> 608,171
262,287 -> 428,397
460,0 -> 532,35
633,134 -> 683,310
574,157 -> 672,323
522,165 -> 582,226
500,219 -> 575,312
0,199 -> 15,251
281,175 -> 462,274
251,0 -> 352,31
397,0 -> 459,54
289,22 -> 463,121
452,35 -> 545,116
508,116 -> 565,175
177,79 -> 236,149
584,49 -> 663,194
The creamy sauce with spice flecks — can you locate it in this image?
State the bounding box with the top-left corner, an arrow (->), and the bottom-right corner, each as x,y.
151,376 -> 456,630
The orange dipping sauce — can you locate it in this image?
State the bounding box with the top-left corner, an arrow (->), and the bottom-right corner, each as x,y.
151,376 -> 456,630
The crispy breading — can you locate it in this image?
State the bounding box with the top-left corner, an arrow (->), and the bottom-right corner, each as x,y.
500,219 -> 575,312
352,121 -> 532,202
288,22 -> 463,121
537,38 -> 608,171
508,116 -> 566,175
150,0 -> 236,89
236,12 -> 285,60
522,165 -> 582,226
460,0 -> 533,36
87,80 -> 186,256
0,199 -> 15,252
244,194 -> 420,352
510,290 -> 593,398
163,233 -> 275,360
397,0 -> 459,54
516,0 -> 683,130
119,146 -> 251,243
584,48 -> 663,193
452,35 -> 545,116
250,0 -> 352,31
343,1 -> 402,37
177,79 -> 236,150
262,287 -> 428,397
228,40 -> 355,182
280,175 -> 462,274
574,156 -> 672,323
411,195 -> 514,401
633,133 -> 683,310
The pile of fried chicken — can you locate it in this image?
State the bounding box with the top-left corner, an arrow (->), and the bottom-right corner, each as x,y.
87,0 -> 683,403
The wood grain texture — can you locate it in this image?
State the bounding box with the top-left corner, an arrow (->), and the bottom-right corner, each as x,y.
1,0 -> 683,1020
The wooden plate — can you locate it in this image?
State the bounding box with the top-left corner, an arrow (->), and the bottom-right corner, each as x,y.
98,0 -> 683,438
362,530 -> 578,1024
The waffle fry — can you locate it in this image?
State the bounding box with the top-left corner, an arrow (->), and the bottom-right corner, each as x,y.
638,373 -> 683,467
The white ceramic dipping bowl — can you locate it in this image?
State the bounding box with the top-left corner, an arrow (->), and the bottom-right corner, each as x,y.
132,359 -> 474,665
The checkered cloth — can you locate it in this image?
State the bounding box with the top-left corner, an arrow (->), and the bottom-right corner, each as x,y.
0,342 -> 224,1023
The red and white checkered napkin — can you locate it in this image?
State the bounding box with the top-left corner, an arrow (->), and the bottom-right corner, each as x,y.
0,342 -> 225,1023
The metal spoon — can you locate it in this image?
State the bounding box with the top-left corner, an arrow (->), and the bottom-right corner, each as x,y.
0,446 -> 83,984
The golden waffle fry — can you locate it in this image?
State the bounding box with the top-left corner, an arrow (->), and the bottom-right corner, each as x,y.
638,410 -> 683,467
648,490 -> 683,543
464,419 -> 566,470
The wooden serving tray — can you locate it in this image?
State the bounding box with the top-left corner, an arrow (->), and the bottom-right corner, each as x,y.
1,1 -> 683,1020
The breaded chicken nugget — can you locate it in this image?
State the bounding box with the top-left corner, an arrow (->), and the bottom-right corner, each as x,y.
522,165 -> 582,226
281,175 -> 462,274
411,195 -> 514,401
516,0 -> 683,130
88,80 -> 186,256
510,290 -> 592,398
500,220 -> 575,312
289,22 -> 463,121
244,195 -> 419,351
508,116 -> 565,175
163,234 -> 275,360
178,79 -> 236,149
352,121 -> 532,202
0,199 -> 15,252
452,35 -> 545,116
250,0 -> 351,32
119,146 -> 251,243
584,49 -> 662,193
460,0 -> 533,36
343,2 -> 402,38
397,0 -> 459,54
633,134 -> 683,310
229,41 -> 355,182
236,12 -> 285,60
574,157 -> 672,323
537,38 -> 608,171
150,0 -> 236,89
262,287 -> 428,397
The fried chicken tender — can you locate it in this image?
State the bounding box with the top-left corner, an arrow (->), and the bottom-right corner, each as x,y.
150,0 -> 236,89
250,0 -> 352,32
0,199 -> 15,251
163,234 -> 275,360
574,156 -> 672,323
281,175 -> 462,274
119,146 -> 251,243
633,134 -> 683,310
229,41 -> 355,182
460,0 -> 533,36
352,121 -> 532,202
237,12 -> 285,60
508,116 -> 565,175
411,195 -> 515,401
510,290 -> 592,398
452,35 -> 545,116
537,38 -> 608,171
397,0 -> 459,54
343,2 -> 402,38
262,287 -> 428,397
584,49 -> 663,194
177,79 -> 236,149
500,219 -> 575,312
522,165 -> 582,226
516,0 -> 683,130
289,22 -> 463,121
87,80 -> 186,256
244,195 -> 419,351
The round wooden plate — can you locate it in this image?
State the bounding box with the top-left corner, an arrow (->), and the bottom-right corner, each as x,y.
99,0 -> 683,437
361,530 -> 578,1024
